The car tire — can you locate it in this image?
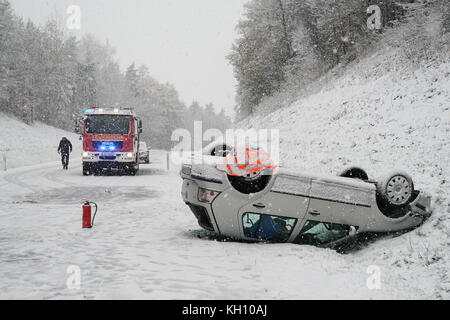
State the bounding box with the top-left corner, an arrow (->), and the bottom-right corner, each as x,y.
339,166 -> 369,181
377,172 -> 414,216
228,171 -> 272,194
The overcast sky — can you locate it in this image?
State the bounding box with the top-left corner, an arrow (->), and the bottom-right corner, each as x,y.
9,0 -> 248,116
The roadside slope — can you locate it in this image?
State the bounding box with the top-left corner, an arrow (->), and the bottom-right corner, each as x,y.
239,10 -> 449,299
0,113 -> 81,170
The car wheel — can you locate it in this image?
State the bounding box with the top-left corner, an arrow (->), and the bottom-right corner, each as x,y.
228,170 -> 272,194
339,166 -> 369,181
377,172 -> 414,209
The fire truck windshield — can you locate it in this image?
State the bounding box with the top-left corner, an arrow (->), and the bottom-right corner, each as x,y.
85,115 -> 131,135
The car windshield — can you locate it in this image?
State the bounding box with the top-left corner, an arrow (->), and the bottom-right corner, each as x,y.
85,115 -> 131,134
293,220 -> 353,245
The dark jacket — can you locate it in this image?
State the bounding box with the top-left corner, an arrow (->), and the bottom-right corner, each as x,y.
58,138 -> 73,154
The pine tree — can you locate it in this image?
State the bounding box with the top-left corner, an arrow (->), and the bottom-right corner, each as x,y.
0,1 -> 232,146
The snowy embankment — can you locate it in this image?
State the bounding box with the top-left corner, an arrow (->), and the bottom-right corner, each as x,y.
239,12 -> 449,299
1,115 -> 447,299
0,12 -> 448,300
0,114 -> 82,170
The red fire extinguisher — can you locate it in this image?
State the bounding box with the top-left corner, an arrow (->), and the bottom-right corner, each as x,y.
82,201 -> 98,228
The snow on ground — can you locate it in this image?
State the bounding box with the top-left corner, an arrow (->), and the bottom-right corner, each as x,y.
238,13 -> 450,300
0,91 -> 448,300
0,151 -> 442,300
0,10 -> 448,300
0,113 -> 82,170
0,115 -> 446,299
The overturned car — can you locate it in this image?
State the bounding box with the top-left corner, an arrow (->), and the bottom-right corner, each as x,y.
180,143 -> 432,249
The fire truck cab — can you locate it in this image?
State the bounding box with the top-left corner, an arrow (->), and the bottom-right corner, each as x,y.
75,107 -> 142,176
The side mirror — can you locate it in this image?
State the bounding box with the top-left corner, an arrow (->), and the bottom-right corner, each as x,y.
138,119 -> 143,133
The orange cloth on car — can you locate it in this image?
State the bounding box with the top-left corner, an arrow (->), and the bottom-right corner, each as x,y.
218,148 -> 276,177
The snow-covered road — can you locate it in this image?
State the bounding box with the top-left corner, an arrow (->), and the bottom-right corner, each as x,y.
0,151 -> 446,299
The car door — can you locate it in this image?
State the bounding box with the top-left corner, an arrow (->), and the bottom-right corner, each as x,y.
306,178 -> 373,228
237,174 -> 311,242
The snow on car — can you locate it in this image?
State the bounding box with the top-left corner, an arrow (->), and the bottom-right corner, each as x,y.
180,143 -> 432,249
139,141 -> 150,164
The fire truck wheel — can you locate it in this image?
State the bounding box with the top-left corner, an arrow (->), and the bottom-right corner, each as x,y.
126,166 -> 138,176
82,164 -> 91,176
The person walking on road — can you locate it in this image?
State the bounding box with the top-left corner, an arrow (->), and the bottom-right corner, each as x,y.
58,137 -> 73,170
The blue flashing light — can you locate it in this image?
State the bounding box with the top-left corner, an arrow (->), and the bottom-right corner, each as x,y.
99,144 -> 117,151
85,109 -> 95,114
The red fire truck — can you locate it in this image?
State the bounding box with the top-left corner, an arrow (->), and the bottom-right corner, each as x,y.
75,107 -> 142,176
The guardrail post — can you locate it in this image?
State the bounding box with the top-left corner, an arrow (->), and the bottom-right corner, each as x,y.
2,153 -> 6,171
166,152 -> 170,171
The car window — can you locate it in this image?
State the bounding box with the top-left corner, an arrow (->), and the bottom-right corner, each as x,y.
293,220 -> 355,245
243,213 -> 297,242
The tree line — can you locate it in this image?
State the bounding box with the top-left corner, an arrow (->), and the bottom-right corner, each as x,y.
0,0 -> 231,149
228,0 -> 414,119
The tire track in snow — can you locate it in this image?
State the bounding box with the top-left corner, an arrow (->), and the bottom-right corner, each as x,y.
0,162 -> 60,194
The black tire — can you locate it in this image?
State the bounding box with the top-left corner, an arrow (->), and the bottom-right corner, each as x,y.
339,166 -> 369,181
127,165 -> 138,176
228,172 -> 272,194
82,164 -> 91,176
